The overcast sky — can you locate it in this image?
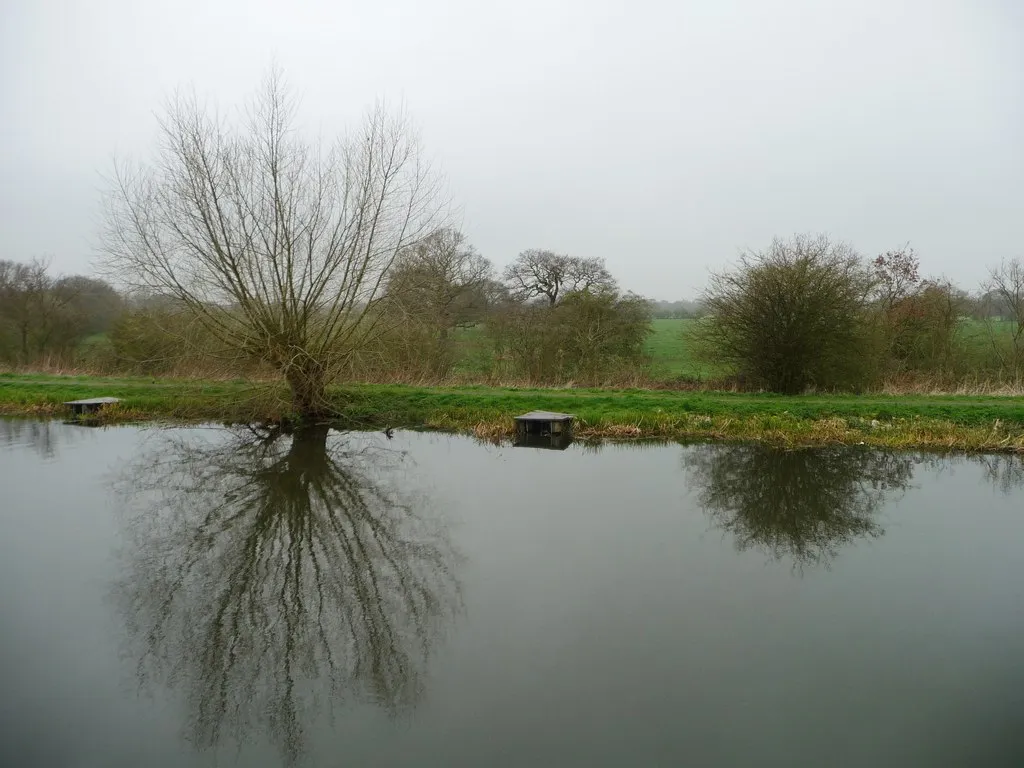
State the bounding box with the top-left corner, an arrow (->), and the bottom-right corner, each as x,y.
2,0 -> 1021,299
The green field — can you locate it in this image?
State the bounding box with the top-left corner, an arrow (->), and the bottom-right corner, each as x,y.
644,318 -> 712,379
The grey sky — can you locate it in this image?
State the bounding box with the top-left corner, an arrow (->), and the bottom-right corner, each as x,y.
2,0 -> 1021,299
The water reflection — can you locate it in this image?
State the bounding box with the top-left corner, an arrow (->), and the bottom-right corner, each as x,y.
513,433 -> 574,450
0,417 -> 81,458
684,445 -> 916,569
957,453 -> 1024,495
114,424 -> 462,765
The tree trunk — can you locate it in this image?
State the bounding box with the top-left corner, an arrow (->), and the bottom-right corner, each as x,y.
285,366 -> 328,418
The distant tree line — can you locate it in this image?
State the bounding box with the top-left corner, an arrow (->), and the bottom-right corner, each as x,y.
650,299 -> 706,319
0,259 -> 122,364
0,235 -> 654,390
7,232 -> 1024,397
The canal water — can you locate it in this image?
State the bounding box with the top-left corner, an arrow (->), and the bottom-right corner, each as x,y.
1,418 -> 1022,767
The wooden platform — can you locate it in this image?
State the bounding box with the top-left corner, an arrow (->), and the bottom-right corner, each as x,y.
514,410 -> 575,436
64,397 -> 121,416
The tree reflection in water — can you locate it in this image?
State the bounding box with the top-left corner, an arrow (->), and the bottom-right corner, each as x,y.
684,444 -> 916,570
957,453 -> 1024,496
0,417 -> 83,459
114,424 -> 462,765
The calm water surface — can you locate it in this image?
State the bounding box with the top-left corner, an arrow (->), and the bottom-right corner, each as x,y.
1,418 -> 1023,767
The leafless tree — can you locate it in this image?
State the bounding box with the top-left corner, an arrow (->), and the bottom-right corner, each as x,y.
53,275 -> 124,336
377,229 -> 496,377
386,228 -> 495,335
871,244 -> 920,312
486,290 -> 651,383
101,69 -> 447,415
870,247 -> 970,376
503,249 -> 616,306
982,258 -> 1024,376
0,258 -> 77,362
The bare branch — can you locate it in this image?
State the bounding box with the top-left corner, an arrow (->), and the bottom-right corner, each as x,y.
502,249 -> 616,306
101,71 -> 449,414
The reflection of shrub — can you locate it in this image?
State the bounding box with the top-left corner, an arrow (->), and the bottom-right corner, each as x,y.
684,444 -> 913,569
486,290 -> 652,383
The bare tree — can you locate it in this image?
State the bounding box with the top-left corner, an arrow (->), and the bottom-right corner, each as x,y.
982,258 -> 1024,376
378,229 -> 496,377
486,290 -> 651,383
870,247 -> 968,376
53,275 -> 124,336
386,228 -> 495,335
503,249 -> 616,306
102,69 -> 447,415
0,258 -> 77,362
872,244 -> 920,312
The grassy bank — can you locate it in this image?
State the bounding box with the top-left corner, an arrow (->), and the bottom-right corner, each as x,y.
4,372 -> 1024,452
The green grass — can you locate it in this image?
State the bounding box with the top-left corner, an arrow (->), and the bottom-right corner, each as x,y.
644,318 -> 716,379
4,373 -> 1024,451
955,318 -> 1016,360
450,324 -> 495,377
347,384 -> 1024,427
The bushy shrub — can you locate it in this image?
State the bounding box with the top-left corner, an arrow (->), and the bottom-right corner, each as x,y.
698,234 -> 880,393
487,290 -> 652,383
